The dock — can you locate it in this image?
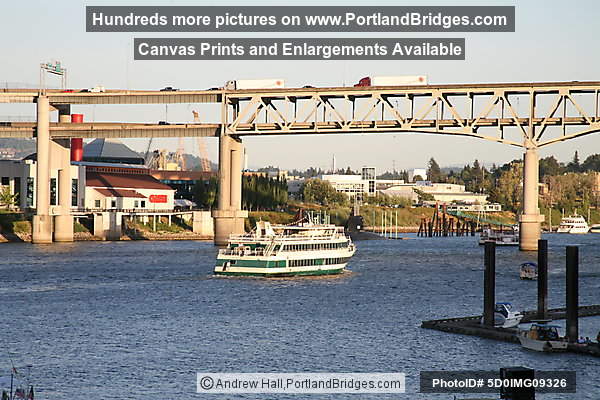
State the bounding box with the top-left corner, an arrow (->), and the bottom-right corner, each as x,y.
422,305 -> 600,357
422,241 -> 600,358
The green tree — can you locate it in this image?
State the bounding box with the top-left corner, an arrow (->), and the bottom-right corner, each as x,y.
301,179 -> 347,206
540,156 -> 564,177
427,157 -> 444,183
0,186 -> 18,208
566,150 -> 581,172
582,154 -> 600,172
413,188 -> 435,203
487,160 -> 523,212
193,177 -> 218,209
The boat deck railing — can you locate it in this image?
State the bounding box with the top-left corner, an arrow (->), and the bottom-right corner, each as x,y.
219,248 -> 266,257
227,233 -> 349,242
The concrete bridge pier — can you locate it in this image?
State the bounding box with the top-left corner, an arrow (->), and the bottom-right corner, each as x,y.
53,105 -> 73,242
519,147 -> 545,251
212,134 -> 248,246
32,95 -> 53,244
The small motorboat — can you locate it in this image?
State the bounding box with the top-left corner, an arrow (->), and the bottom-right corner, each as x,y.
479,227 -> 519,246
589,224 -> 600,233
518,321 -> 568,352
480,302 -> 524,328
520,262 -> 538,280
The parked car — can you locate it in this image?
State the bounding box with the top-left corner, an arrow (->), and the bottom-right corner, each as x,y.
158,121 -> 170,125
160,86 -> 178,91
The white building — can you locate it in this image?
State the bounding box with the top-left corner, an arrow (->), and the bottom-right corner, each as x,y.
320,167 -> 377,200
0,159 -> 175,211
382,182 -> 488,204
85,167 -> 175,211
408,168 -> 428,182
0,159 -> 85,210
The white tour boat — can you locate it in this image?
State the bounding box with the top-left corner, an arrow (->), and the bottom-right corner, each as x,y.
518,322 -> 568,352
556,214 -> 589,234
480,302 -> 524,328
214,215 -> 356,277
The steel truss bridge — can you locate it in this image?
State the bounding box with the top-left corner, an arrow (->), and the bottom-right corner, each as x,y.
1,81 -> 600,149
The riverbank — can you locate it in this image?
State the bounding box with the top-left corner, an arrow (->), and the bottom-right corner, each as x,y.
0,214 -> 212,243
0,205 -> 517,243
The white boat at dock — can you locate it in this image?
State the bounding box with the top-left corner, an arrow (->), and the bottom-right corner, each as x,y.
479,226 -> 519,246
589,224 -> 600,233
518,322 -> 568,352
214,213 -> 356,277
556,214 -> 589,234
481,302 -> 524,328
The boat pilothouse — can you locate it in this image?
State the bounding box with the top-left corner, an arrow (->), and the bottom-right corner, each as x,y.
215,213 -> 356,277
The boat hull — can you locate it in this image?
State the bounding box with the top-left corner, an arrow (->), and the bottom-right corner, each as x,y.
518,334 -> 568,352
214,264 -> 347,277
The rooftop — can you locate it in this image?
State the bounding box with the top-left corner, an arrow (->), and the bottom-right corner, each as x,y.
86,171 -> 174,191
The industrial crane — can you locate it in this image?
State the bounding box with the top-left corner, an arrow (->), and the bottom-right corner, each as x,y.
193,110 -> 212,172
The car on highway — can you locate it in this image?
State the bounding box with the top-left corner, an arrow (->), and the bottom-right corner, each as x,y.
80,85 -> 105,93
160,86 -> 178,91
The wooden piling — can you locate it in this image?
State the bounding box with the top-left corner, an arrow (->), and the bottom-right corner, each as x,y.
566,246 -> 579,343
483,241 -> 496,326
537,239 -> 548,320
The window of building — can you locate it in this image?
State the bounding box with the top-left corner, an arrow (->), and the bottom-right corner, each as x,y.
50,178 -> 57,206
111,199 -> 117,208
72,179 -> 78,207
26,177 -> 34,207
94,200 -> 101,208
13,177 -> 20,200
134,200 -> 139,208
1,177 -> 9,186
141,200 -> 146,208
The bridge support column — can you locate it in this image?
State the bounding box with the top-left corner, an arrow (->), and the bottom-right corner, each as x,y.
212,135 -> 248,246
32,96 -> 53,244
519,147 -> 544,251
54,106 -> 74,242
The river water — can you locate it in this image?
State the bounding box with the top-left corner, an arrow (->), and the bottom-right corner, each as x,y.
0,233 -> 599,399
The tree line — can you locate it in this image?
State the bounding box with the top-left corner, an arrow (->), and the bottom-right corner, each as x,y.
193,175 -> 288,210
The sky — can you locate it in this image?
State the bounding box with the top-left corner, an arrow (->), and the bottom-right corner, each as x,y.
1,0 -> 599,172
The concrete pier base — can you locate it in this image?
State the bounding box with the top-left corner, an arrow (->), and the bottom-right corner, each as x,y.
192,211 -> 215,237
54,166 -> 73,242
519,147 -> 544,251
32,215 -> 53,244
93,212 -> 123,240
54,108 -> 74,242
32,95 -> 52,244
212,134 -> 247,246
213,209 -> 248,246
54,215 -> 74,242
